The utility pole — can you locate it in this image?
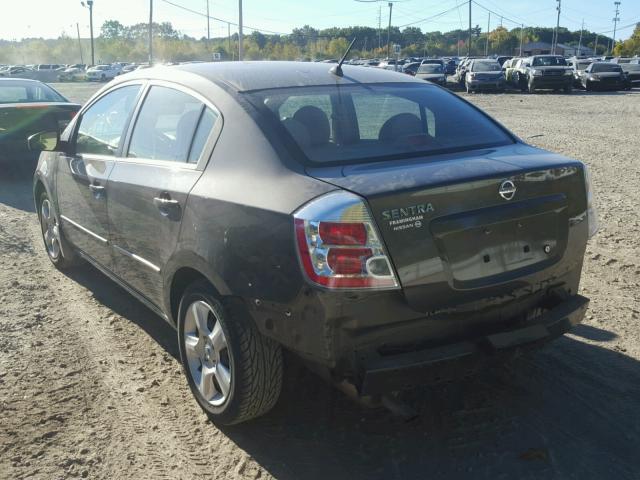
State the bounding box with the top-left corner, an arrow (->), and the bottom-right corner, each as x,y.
386,2 -> 393,59
378,5 -> 382,50
76,23 -> 84,65
485,12 -> 490,56
228,22 -> 231,59
468,0 -> 472,56
206,0 -> 210,48
552,0 -> 561,55
519,24 -> 524,56
577,19 -> 584,56
457,32 -> 460,56
611,1 -> 621,54
148,0 -> 153,65
238,0 -> 243,60
594,33 -> 599,56
80,1 -> 94,66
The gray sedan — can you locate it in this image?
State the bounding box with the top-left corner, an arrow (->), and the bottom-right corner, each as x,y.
32,61 -> 595,424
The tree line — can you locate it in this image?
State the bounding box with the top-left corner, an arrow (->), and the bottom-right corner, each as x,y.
0,19 -> 637,65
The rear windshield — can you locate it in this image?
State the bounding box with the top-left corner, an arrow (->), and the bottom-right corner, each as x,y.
591,63 -> 623,73
249,83 -> 513,165
417,64 -> 443,73
532,56 -> 567,66
471,61 -> 501,72
576,62 -> 591,70
0,81 -> 66,104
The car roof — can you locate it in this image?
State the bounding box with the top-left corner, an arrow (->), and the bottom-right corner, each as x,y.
161,61 -> 420,92
0,77 -> 44,84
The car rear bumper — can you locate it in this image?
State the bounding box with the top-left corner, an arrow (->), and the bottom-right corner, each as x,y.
531,76 -> 572,88
468,79 -> 505,90
358,294 -> 588,394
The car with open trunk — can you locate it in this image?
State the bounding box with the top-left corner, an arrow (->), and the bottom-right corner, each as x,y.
32,61 -> 597,424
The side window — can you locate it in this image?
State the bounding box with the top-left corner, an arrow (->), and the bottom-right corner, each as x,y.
127,86 -> 204,162
75,85 -> 141,157
188,107 -> 218,164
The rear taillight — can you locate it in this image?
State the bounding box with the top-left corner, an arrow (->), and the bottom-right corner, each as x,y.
294,191 -> 399,289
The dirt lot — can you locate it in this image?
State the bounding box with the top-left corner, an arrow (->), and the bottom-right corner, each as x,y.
1,83 -> 639,479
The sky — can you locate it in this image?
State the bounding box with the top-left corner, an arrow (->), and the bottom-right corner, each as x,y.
1,0 -> 638,41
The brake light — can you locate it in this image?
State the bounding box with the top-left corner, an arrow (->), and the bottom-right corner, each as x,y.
294,191 -> 399,289
319,222 -> 366,245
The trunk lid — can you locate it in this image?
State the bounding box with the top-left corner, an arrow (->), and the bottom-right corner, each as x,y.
307,143 -> 588,312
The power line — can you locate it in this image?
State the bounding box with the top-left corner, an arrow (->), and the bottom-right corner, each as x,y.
471,1 -> 522,27
396,4 -> 461,28
160,0 -> 288,35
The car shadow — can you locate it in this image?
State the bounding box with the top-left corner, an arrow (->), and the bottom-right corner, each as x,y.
220,337 -> 640,479
62,265 -> 180,359
0,162 -> 37,213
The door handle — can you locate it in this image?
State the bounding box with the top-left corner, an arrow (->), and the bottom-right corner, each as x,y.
153,197 -> 179,207
89,183 -> 106,199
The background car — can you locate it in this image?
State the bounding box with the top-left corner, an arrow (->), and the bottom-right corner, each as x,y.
402,62 -> 421,76
622,63 -> 640,89
581,62 -> 626,91
464,59 -> 505,93
0,66 -> 33,78
86,64 -> 120,81
519,55 -> 573,93
567,58 -> 593,88
0,78 -> 79,168
415,63 -> 446,86
58,66 -> 86,82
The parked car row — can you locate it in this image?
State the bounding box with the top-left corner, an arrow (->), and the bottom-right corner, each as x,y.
0,62 -> 151,82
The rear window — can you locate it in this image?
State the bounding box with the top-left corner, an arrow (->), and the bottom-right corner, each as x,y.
591,64 -> 623,73
250,83 -> 513,165
532,56 -> 567,66
417,64 -> 443,73
471,61 -> 501,72
0,81 -> 66,104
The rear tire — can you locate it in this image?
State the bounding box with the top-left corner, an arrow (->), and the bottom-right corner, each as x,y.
564,85 -> 573,94
177,281 -> 283,425
37,190 -> 80,269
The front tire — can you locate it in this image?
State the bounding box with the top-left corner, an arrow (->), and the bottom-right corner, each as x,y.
38,191 -> 80,269
178,281 -> 283,425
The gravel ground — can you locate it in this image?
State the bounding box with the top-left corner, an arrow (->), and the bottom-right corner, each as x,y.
1,83 -> 639,480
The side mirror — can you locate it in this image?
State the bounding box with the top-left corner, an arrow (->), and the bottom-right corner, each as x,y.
28,130 -> 59,152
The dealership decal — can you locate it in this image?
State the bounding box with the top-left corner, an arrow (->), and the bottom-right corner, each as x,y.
382,203 -> 434,231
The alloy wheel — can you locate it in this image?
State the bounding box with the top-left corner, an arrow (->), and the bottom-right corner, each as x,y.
40,199 -> 61,260
183,300 -> 232,407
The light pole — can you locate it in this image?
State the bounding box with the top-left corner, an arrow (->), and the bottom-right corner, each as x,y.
611,1 -> 621,54
76,23 -> 84,65
149,0 -> 153,65
386,2 -> 393,59
238,0 -> 243,60
80,1 -> 94,66
552,0 -> 561,55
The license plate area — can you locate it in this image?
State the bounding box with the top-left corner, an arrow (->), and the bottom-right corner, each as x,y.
430,195 -> 568,289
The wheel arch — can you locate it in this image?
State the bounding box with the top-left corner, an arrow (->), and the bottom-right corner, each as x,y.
164,251 -> 231,325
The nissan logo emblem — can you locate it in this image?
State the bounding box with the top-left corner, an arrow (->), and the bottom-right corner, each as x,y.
499,180 -> 516,201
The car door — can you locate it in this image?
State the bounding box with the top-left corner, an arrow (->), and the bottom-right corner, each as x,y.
56,83 -> 143,269
107,83 -> 221,307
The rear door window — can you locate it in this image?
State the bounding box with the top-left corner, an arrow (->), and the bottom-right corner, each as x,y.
127,86 -> 206,163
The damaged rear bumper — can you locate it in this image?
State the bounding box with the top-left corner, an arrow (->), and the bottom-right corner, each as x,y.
359,294 -> 589,395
